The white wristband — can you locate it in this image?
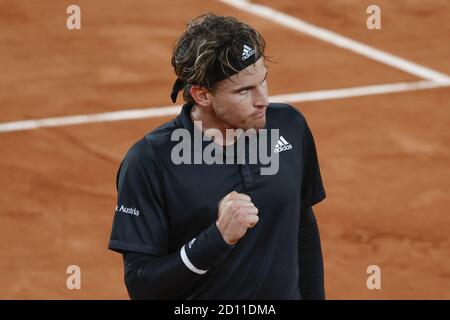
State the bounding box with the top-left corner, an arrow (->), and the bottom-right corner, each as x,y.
180,244 -> 208,275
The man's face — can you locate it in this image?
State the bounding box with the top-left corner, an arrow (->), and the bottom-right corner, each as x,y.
209,58 -> 269,130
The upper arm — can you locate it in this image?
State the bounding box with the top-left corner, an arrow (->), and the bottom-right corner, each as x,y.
109,139 -> 169,256
300,115 -> 326,208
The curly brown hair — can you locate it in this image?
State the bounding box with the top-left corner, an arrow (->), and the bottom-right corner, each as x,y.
171,13 -> 268,104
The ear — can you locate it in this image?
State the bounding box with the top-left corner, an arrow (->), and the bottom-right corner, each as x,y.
190,85 -> 212,107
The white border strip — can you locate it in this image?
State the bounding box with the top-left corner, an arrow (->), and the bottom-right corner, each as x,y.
0,80 -> 448,133
217,0 -> 450,83
180,245 -> 208,275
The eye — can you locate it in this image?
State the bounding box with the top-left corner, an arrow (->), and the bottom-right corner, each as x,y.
239,89 -> 249,95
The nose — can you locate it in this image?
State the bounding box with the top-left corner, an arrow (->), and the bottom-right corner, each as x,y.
253,85 -> 269,108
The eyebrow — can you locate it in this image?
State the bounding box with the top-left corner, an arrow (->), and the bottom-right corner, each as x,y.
231,71 -> 268,93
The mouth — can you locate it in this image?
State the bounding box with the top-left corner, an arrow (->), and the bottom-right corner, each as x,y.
252,110 -> 266,119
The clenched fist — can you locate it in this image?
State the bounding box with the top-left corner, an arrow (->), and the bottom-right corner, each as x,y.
216,191 -> 259,245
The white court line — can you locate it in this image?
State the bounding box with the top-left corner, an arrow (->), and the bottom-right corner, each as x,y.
1,80 -> 448,133
269,80 -> 449,104
217,0 -> 450,83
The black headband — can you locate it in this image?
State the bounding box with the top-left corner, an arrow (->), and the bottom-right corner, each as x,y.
170,42 -> 258,103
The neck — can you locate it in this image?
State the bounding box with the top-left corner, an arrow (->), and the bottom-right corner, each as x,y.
190,104 -> 240,146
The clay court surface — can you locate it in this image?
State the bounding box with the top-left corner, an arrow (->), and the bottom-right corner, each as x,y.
0,0 -> 449,299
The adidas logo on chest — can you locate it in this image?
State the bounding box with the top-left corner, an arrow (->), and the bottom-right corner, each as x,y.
274,136 -> 292,153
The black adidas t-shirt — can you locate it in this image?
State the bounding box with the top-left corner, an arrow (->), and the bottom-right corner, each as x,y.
109,103 -> 326,299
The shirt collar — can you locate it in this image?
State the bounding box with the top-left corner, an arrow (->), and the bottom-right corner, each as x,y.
175,102 -> 195,133
175,103 -> 271,161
